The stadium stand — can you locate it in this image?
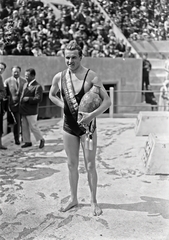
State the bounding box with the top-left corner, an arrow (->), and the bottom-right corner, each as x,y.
0,0 -> 168,100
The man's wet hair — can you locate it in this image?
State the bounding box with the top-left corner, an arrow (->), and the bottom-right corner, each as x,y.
65,40 -> 83,57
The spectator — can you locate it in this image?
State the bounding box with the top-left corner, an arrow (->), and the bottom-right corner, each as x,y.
24,43 -> 34,56
103,44 -> 111,57
22,32 -> 33,48
164,15 -> 169,35
11,41 -> 26,55
60,7 -> 73,27
74,23 -> 88,41
56,44 -> 65,57
0,4 -> 12,19
145,85 -> 158,111
0,62 -> 7,150
82,43 -> 90,57
123,46 -> 135,58
158,79 -> 169,111
116,39 -> 126,54
165,56 -> 169,80
4,66 -> 26,145
72,3 -> 86,28
91,44 -> 100,58
20,68 -> 45,148
31,42 -> 43,57
96,25 -> 109,43
142,53 -> 152,92
0,41 -> 7,55
68,23 -> 77,38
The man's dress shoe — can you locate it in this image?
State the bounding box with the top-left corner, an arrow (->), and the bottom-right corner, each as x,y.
0,145 -> 7,150
21,142 -> 32,148
39,139 -> 45,149
15,140 -> 20,145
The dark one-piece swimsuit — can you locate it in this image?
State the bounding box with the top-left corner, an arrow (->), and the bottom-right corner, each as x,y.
61,69 -> 91,137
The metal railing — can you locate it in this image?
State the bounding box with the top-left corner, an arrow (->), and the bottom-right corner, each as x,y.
3,88 -> 166,135
109,87 -> 167,117
37,88 -> 165,118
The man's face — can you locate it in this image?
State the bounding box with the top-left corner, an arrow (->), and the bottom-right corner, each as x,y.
143,54 -> 147,60
0,63 -> 5,75
64,49 -> 81,71
12,67 -> 20,79
25,71 -> 32,82
17,43 -> 23,50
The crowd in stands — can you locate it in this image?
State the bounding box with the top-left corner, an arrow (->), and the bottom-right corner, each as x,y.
98,0 -> 169,41
0,0 -> 169,58
0,0 -> 136,58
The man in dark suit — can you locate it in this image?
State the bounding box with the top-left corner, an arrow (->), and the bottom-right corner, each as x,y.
0,62 -> 7,150
20,68 -> 45,148
142,53 -> 152,91
11,42 -> 27,55
4,66 -> 26,144
145,85 -> 158,111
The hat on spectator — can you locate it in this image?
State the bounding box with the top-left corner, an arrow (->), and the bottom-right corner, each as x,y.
39,13 -> 44,18
98,35 -> 103,39
131,7 -> 137,11
61,38 -> 69,44
42,41 -> 47,46
7,17 -> 13,22
110,35 -> 116,40
32,42 -> 39,48
44,4 -> 49,8
13,10 -> 18,15
25,43 -> 30,48
79,24 -> 85,30
23,32 -> 31,37
61,44 -> 66,50
97,25 -> 103,30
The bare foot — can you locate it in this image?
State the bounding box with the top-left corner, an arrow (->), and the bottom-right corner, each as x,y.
60,200 -> 78,212
91,203 -> 103,216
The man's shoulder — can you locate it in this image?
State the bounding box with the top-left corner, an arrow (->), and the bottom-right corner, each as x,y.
85,68 -> 96,79
4,77 -> 12,83
34,80 -> 42,87
53,71 -> 64,81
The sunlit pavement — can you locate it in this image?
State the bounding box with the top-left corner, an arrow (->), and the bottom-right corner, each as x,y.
0,118 -> 169,240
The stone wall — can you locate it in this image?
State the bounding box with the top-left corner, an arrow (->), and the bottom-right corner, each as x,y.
1,56 -> 142,115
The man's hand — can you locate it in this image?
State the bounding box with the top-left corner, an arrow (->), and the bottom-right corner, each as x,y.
77,112 -> 93,126
22,97 -> 29,102
12,96 -> 19,102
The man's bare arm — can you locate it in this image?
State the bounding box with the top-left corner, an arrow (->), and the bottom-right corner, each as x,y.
49,72 -> 64,109
78,73 -> 111,125
90,75 -> 111,119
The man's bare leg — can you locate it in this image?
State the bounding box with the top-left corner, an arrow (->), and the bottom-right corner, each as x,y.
60,131 -> 80,212
81,132 -> 102,216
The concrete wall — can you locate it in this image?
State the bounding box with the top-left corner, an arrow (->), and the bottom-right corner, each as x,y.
1,56 -> 142,114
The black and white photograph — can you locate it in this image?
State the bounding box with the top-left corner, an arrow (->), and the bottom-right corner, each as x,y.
0,0 -> 169,239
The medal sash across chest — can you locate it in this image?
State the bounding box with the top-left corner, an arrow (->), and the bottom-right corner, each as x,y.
61,69 -> 98,149
61,69 -> 79,121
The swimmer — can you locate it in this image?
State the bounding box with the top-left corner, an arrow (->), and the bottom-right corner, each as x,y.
49,40 -> 111,216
